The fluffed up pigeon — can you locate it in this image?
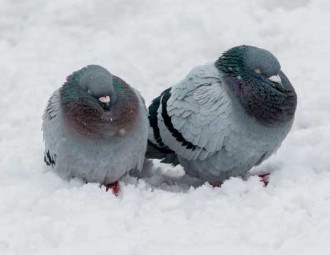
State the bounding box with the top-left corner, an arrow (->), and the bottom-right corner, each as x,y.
42,65 -> 148,195
146,45 -> 297,185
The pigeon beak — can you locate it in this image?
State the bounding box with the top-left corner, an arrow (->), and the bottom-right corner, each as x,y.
268,75 -> 284,90
99,96 -> 111,105
268,75 -> 282,84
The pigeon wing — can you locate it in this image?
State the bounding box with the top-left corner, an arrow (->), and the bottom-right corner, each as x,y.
42,90 -> 62,167
157,63 -> 233,161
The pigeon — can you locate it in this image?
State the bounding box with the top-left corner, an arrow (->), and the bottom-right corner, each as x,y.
146,45 -> 297,185
42,65 -> 148,195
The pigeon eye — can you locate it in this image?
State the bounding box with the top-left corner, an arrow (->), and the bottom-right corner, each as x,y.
87,90 -> 92,94
254,68 -> 262,74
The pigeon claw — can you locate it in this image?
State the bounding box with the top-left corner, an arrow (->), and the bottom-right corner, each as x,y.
258,173 -> 270,187
211,182 -> 223,188
105,181 -> 120,196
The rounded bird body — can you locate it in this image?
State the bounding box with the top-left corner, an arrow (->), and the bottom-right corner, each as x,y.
146,46 -> 297,184
43,65 -> 148,186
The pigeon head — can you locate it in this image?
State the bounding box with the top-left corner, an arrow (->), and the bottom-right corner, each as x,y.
78,65 -> 116,111
215,45 -> 297,126
60,65 -> 140,138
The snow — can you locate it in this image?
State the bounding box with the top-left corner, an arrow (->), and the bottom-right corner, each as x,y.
1,0 -> 330,254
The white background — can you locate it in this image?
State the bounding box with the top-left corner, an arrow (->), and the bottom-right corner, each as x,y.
1,0 -> 330,254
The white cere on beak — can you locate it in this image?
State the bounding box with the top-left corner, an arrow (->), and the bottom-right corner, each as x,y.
99,96 -> 110,104
254,68 -> 262,74
268,75 -> 282,84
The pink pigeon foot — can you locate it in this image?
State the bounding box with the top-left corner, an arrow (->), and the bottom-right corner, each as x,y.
258,173 -> 270,187
105,181 -> 120,196
211,182 -> 223,188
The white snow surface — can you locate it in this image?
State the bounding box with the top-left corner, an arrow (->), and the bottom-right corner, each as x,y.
1,0 -> 330,254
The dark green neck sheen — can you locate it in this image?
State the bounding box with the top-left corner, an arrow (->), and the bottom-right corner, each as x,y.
60,72 -> 140,138
215,46 -> 246,75
215,46 -> 297,127
61,70 -> 88,105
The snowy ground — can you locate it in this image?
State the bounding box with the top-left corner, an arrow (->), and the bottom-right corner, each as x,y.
1,0 -> 330,254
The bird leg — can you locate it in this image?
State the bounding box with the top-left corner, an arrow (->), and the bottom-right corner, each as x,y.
211,173 -> 270,188
105,181 -> 120,196
258,173 -> 270,187
211,182 -> 223,188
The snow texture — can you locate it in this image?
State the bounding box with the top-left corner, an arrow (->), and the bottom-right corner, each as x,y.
1,0 -> 330,254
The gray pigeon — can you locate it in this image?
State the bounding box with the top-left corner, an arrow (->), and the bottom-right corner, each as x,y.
146,45 -> 297,185
42,65 -> 148,194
